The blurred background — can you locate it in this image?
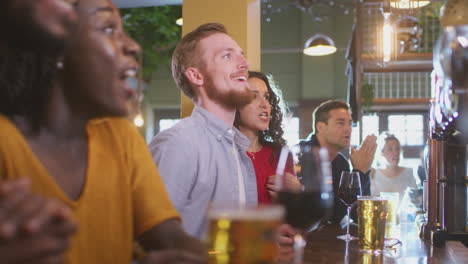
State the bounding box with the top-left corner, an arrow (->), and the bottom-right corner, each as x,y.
116,0 -> 445,170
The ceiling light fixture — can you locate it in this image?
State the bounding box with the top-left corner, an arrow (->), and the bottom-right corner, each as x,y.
303,33 -> 337,56
390,0 -> 431,9
134,113 -> 144,127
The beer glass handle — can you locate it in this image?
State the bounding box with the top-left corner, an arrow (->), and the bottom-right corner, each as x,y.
293,234 -> 306,264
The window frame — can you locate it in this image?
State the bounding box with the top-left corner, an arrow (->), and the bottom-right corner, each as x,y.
359,111 -> 428,159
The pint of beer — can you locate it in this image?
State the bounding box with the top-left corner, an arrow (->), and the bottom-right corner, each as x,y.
380,192 -> 399,238
206,205 -> 284,264
357,197 -> 388,253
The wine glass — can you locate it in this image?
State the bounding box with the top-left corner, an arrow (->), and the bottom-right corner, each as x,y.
337,171 -> 362,241
276,146 -> 334,264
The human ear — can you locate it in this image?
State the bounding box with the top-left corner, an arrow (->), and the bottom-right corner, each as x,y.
185,67 -> 204,87
316,121 -> 326,133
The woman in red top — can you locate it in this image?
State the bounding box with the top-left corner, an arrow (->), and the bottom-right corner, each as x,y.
235,71 -> 302,204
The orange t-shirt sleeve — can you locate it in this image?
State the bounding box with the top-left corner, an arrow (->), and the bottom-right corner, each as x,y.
119,120 -> 180,236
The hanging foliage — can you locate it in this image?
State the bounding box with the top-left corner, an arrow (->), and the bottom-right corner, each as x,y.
361,83 -> 374,113
120,5 -> 182,82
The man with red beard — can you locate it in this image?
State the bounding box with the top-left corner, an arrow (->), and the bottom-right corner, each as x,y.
149,23 -> 257,238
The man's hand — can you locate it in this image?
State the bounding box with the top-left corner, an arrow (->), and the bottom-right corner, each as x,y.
0,178 -> 77,264
350,134 -> 377,172
267,173 -> 302,199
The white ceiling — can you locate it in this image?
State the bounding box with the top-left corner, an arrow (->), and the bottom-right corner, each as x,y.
114,0 -> 182,8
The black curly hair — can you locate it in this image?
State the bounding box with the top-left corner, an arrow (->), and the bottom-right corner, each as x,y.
235,71 -> 289,156
0,50 -> 58,127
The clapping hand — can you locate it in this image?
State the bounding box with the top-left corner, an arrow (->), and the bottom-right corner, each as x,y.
350,134 -> 377,173
0,178 -> 77,264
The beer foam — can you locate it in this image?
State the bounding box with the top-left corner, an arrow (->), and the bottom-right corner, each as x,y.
357,196 -> 387,201
208,205 -> 285,221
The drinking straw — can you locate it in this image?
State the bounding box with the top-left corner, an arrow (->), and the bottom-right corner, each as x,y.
275,145 -> 290,190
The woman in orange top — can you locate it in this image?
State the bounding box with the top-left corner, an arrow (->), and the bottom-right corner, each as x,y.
0,0 -> 205,263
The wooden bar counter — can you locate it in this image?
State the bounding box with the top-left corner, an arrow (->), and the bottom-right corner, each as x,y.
300,223 -> 467,264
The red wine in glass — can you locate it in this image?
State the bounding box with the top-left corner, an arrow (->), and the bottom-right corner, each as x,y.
276,147 -> 334,264
337,171 -> 362,241
338,186 -> 361,207
277,190 -> 331,231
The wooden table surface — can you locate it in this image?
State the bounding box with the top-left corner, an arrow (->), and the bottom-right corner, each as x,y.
301,222 -> 467,264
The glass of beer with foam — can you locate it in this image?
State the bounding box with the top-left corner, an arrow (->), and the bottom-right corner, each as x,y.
206,204 -> 284,264
357,196 -> 388,254
380,192 -> 401,239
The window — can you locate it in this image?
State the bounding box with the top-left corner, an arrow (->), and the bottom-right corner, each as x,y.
388,115 -> 424,146
351,115 -> 380,146
351,112 -> 427,166
283,116 -> 300,146
159,119 -> 180,132
351,125 -> 360,147
152,108 -> 180,135
362,115 -> 380,138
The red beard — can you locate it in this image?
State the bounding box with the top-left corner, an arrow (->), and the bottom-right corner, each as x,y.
203,72 -> 254,109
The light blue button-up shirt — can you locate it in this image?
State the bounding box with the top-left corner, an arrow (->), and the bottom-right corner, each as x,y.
148,106 -> 258,238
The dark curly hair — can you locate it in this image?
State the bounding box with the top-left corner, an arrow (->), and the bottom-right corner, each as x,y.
235,71 -> 289,156
0,50 -> 58,127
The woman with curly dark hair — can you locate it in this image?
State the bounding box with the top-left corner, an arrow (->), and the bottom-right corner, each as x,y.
235,71 -> 301,204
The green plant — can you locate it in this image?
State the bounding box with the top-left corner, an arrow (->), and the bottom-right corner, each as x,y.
361,83 -> 374,112
120,6 -> 181,81
418,2 -> 444,52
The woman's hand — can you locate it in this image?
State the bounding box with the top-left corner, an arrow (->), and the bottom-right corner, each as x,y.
267,173 -> 303,199
275,224 -> 297,263
0,178 -> 77,264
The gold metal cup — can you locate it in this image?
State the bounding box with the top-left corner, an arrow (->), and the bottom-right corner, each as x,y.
357,197 -> 388,253
206,205 -> 284,264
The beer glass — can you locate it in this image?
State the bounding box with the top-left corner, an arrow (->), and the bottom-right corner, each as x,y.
357,196 -> 388,254
206,205 -> 284,264
379,192 -> 399,238
337,171 -> 362,241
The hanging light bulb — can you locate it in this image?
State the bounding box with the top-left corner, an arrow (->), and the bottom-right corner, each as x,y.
390,0 -> 431,9
383,15 -> 393,63
382,2 -> 393,63
303,33 -> 337,56
134,113 -> 144,127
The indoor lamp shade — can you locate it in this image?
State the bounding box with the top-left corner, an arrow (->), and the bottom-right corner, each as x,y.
303,34 -> 337,56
